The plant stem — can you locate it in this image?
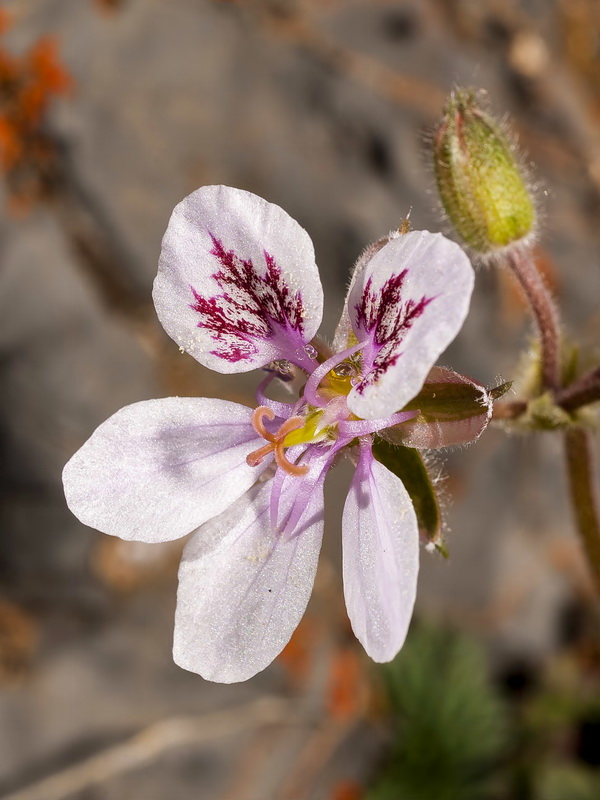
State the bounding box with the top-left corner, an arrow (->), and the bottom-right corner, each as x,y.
556,366 -> 600,413
492,400 -> 527,420
505,247 -> 561,393
564,427 -> 600,598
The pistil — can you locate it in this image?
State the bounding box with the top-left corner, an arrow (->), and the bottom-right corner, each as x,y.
247,406 -> 309,476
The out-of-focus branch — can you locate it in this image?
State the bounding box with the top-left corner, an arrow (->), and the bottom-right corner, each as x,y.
555,366 -> 600,413
564,426 -> 600,598
493,365 -> 600,422
2,697 -> 295,800
46,138 -> 152,322
492,399 -> 528,421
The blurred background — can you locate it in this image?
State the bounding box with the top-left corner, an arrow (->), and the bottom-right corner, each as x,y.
1,1 -> 600,798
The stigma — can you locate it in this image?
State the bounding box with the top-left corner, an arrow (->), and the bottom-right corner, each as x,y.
246,407 -> 309,477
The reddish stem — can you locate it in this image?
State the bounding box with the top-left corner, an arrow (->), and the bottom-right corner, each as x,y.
556,366 -> 600,413
506,247 -> 561,393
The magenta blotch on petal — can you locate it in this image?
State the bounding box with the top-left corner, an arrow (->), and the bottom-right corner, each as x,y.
153,186 -> 323,373
346,231 -> 474,420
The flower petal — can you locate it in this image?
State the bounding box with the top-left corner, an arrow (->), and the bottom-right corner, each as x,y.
342,444 -> 419,662
154,185 -> 324,373
173,477 -> 324,682
372,439 -> 442,547
63,397 -> 268,543
346,231 -> 474,419
332,233 -> 394,352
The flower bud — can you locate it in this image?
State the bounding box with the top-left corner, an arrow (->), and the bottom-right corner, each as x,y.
433,89 -> 535,254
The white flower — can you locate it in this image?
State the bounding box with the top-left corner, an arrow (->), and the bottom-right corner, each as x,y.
63,185 -> 475,682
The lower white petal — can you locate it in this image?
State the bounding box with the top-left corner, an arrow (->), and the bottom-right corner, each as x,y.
343,448 -> 419,662
174,478 -> 324,683
63,397 -> 267,543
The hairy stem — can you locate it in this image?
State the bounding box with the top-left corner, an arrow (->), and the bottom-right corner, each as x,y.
556,366 -> 600,413
505,247 -> 561,393
492,400 -> 527,421
564,427 -> 600,598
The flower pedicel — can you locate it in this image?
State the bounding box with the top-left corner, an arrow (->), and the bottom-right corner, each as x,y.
63,185 -> 482,683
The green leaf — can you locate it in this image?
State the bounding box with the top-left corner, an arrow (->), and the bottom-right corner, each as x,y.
372,439 -> 441,544
368,624 -> 510,800
536,765 -> 600,800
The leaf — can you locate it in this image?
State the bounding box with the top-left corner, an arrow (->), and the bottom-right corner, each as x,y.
372,439 -> 441,545
536,765 -> 600,800
367,624 -> 511,800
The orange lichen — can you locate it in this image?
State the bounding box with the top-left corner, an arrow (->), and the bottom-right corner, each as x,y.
95,0 -> 125,10
327,646 -> 363,720
0,599 -> 38,682
277,616 -> 319,685
0,11 -> 73,209
330,780 -> 363,800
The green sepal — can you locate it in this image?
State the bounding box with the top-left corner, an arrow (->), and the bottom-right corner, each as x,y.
372,438 -> 442,545
488,381 -> 512,401
434,540 -> 449,559
402,379 -> 487,424
434,88 -> 535,254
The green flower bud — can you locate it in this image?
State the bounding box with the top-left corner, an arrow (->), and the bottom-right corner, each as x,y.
433,89 -> 535,254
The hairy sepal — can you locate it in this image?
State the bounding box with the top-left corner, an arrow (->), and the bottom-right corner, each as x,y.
384,366 -> 493,449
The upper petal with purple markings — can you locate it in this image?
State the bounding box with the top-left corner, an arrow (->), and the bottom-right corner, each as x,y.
346,231 -> 474,420
154,186 -> 324,373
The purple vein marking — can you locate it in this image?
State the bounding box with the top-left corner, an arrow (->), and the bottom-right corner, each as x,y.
354,271 -> 435,393
189,234 -> 305,363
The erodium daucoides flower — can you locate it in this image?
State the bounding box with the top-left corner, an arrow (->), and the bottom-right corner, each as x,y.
63,185 -> 486,683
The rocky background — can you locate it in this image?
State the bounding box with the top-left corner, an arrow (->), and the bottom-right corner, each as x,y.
1,1 -> 599,798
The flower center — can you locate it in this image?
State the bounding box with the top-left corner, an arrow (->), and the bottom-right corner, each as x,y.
319,359 -> 361,399
246,406 -> 311,476
248,344 -> 369,478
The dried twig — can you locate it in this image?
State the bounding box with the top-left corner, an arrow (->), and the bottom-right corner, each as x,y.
2,697 -> 295,800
